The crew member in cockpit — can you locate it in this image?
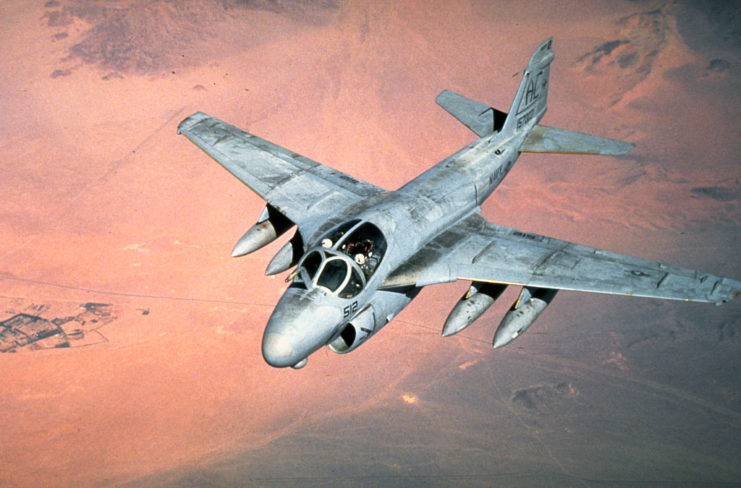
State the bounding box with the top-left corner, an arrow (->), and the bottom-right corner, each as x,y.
346,239 -> 377,277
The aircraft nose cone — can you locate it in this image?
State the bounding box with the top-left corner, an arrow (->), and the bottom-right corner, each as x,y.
262,288 -> 344,368
262,332 -> 297,367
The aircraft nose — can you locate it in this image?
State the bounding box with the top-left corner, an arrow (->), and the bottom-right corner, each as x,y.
262,331 -> 298,368
262,288 -> 344,368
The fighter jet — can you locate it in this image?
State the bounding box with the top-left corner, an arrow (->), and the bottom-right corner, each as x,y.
178,38 -> 740,369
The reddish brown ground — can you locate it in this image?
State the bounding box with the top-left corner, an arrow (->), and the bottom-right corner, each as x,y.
1,1 -> 739,486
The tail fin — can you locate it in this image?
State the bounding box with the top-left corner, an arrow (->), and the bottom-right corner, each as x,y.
501,38 -> 554,135
435,38 -> 634,156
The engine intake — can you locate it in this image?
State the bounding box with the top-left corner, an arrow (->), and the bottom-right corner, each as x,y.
328,306 -> 376,353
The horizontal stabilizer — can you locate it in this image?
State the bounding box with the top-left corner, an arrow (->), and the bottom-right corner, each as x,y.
521,125 -> 634,155
436,89 -> 507,137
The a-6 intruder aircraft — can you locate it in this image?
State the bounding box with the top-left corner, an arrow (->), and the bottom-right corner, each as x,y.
179,38 -> 740,369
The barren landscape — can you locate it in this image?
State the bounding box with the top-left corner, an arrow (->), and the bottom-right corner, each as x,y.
1,1 -> 739,486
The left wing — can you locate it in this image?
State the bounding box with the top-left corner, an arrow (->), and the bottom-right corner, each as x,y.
178,112 -> 384,225
382,212 -> 741,304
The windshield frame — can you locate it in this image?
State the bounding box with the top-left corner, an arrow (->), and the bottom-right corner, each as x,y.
293,220 -> 387,298
294,248 -> 367,298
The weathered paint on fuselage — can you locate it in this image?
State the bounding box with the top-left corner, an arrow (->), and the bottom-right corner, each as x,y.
351,128 -> 528,286
262,125 -> 531,367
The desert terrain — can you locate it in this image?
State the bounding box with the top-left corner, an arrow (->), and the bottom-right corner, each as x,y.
1,1 -> 739,486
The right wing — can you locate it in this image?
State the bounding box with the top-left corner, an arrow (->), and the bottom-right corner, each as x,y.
178,112 -> 384,225
382,212 -> 741,305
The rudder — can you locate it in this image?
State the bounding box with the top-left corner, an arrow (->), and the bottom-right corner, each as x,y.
501,38 -> 554,135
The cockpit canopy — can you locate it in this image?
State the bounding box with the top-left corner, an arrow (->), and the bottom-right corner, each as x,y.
293,220 -> 387,298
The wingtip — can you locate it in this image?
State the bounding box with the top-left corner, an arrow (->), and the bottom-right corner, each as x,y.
177,111 -> 209,135
709,279 -> 741,305
722,288 -> 741,304
435,89 -> 452,105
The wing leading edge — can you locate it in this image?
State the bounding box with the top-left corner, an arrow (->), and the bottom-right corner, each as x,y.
382,212 -> 741,305
178,112 -> 383,225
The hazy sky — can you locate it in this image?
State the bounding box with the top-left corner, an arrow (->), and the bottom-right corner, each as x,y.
0,1 -> 739,486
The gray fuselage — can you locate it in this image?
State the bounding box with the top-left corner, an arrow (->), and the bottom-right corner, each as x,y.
261,127 -> 528,367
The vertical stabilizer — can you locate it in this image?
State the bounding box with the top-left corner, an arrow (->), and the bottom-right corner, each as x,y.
501,38 -> 554,135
